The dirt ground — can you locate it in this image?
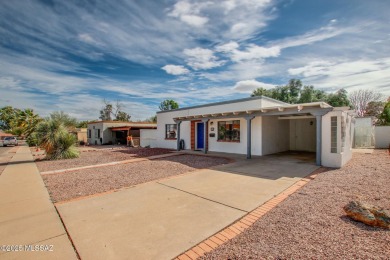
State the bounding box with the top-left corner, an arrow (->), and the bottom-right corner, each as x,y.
35,147 -> 173,172
42,154 -> 231,203
202,150 -> 390,259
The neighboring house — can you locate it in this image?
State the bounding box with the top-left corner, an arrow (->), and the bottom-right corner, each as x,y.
155,96 -> 355,168
70,128 -> 88,143
0,131 -> 15,140
87,121 -> 157,146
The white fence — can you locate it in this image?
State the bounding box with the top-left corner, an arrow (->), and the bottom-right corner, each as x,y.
375,126 -> 390,149
140,129 -> 157,148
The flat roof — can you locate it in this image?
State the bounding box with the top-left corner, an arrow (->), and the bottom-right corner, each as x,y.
88,120 -> 156,126
157,96 -> 289,114
173,102 -> 333,121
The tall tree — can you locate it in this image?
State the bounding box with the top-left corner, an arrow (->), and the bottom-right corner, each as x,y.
159,99 -> 179,111
349,89 -> 383,117
116,111 -> 131,122
99,100 -> 131,121
326,89 -> 351,107
251,87 -> 271,97
0,106 -> 20,131
298,86 -> 327,103
364,101 -> 385,118
16,109 -> 42,137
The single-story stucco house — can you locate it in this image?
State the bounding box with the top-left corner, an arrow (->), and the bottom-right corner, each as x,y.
154,96 -> 355,168
87,121 -> 156,146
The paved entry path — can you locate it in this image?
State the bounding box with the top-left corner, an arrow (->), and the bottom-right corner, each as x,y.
0,146 -> 77,260
56,153 -> 319,260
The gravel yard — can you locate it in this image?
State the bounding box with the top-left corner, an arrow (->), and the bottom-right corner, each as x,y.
202,150 -> 390,259
42,154 -> 230,202
35,147 -> 173,172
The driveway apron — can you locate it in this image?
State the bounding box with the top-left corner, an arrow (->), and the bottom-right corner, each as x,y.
56,153 -> 319,260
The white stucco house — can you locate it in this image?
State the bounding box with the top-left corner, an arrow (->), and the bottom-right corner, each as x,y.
154,96 -> 355,168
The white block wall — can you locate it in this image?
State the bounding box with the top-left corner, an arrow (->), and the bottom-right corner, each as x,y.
375,126 -> 390,148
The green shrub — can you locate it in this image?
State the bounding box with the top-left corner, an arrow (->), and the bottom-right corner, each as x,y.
35,120 -> 80,160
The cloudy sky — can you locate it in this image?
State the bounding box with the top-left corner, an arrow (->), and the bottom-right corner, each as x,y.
1,0 -> 389,120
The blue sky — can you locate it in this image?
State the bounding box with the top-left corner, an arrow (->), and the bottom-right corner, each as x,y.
1,0 -> 389,120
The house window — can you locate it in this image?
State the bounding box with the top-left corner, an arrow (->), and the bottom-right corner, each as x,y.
88,129 -> 91,138
218,120 -> 240,142
331,116 -> 337,153
165,124 -> 177,139
95,129 -> 100,138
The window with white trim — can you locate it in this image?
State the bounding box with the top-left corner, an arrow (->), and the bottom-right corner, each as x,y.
165,124 -> 177,139
218,120 -> 240,142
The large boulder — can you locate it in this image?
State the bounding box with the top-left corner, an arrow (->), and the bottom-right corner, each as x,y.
343,201 -> 390,229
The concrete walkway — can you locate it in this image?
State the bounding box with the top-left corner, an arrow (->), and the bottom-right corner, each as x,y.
56,153 -> 318,260
0,146 -> 77,259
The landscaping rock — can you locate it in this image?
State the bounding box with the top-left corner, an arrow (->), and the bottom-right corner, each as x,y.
343,200 -> 390,229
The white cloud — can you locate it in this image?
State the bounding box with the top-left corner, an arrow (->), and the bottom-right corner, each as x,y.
230,44 -> 280,62
216,41 -> 280,62
168,1 -> 209,27
233,79 -> 275,92
273,22 -> 349,49
180,14 -> 209,28
78,33 -> 100,45
288,58 -> 390,92
161,65 -> 190,75
215,41 -> 239,53
183,47 -> 225,70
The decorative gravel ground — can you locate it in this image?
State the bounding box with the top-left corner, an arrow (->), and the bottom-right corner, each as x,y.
35,147 -> 173,172
202,150 -> 390,259
42,154 -> 230,203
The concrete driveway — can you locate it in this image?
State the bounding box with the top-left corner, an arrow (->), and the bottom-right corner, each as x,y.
56,153 -> 319,260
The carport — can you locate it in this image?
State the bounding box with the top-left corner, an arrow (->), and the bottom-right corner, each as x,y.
174,102 -> 333,166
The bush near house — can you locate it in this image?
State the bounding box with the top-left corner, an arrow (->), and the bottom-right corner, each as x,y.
35,120 -> 79,160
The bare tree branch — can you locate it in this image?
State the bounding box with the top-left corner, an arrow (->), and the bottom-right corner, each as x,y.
349,90 -> 383,117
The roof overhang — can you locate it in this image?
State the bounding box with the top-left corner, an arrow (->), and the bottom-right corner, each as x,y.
174,102 -> 333,122
109,126 -> 157,131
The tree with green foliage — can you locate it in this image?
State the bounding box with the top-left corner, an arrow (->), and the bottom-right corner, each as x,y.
250,79 -> 354,108
0,106 -> 41,137
99,100 -> 131,121
326,89 -> 351,107
364,101 -> 385,118
146,115 -> 157,123
159,99 -> 179,111
76,120 -> 90,128
251,87 -> 271,97
116,111 -> 131,122
298,86 -> 327,103
377,98 -> 390,126
0,106 -> 20,131
251,79 -> 303,104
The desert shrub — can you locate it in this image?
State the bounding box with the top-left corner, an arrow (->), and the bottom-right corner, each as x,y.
26,132 -> 38,147
35,120 -> 80,160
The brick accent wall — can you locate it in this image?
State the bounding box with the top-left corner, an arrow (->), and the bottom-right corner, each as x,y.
190,120 -> 208,150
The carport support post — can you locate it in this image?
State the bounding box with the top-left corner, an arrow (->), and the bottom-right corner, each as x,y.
246,116 -> 255,159
175,120 -> 182,151
201,119 -> 209,154
315,115 -> 322,166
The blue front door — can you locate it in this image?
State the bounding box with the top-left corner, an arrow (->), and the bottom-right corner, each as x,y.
196,122 -> 204,150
